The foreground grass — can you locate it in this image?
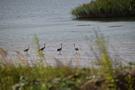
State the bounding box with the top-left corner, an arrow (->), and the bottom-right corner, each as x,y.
1,63 -> 135,90
72,0 -> 135,20
1,34 -> 135,90
0,66 -> 94,90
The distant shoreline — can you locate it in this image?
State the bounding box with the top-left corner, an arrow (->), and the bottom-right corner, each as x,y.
73,16 -> 135,21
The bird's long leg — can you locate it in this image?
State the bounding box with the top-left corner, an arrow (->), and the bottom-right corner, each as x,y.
59,51 -> 62,55
75,51 -> 77,55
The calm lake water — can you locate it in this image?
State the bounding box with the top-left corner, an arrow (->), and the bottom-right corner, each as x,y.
0,0 -> 135,66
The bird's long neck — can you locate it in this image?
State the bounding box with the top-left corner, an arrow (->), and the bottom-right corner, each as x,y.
74,44 -> 76,48
61,44 -> 62,49
28,45 -> 30,49
44,44 -> 45,48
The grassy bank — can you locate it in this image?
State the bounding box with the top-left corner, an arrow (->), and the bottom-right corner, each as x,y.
0,34 -> 135,90
1,64 -> 135,90
72,0 -> 135,20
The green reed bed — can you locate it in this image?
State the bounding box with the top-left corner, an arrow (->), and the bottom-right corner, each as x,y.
0,34 -> 135,90
72,0 -> 135,20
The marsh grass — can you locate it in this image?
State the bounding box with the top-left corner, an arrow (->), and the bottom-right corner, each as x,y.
0,34 -> 135,90
33,34 -> 47,66
94,33 -> 116,89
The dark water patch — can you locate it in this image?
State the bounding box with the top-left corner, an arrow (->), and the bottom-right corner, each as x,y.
76,24 -> 91,27
108,25 -> 123,28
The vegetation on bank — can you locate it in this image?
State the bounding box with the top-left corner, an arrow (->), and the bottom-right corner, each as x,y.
72,0 -> 135,19
0,34 -> 135,90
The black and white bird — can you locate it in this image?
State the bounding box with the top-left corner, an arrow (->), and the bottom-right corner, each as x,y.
24,45 -> 30,52
39,43 -> 46,51
74,43 -> 79,52
57,43 -> 62,55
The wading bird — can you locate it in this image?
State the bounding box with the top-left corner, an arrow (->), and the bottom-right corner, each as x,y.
39,43 -> 46,51
74,43 -> 79,53
57,43 -> 62,55
24,46 -> 30,52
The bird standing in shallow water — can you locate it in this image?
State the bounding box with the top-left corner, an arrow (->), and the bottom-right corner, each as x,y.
57,43 -> 62,55
74,43 -> 79,53
24,46 -> 30,52
39,43 -> 46,51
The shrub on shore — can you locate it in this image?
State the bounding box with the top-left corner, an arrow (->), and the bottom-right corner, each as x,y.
72,0 -> 135,19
